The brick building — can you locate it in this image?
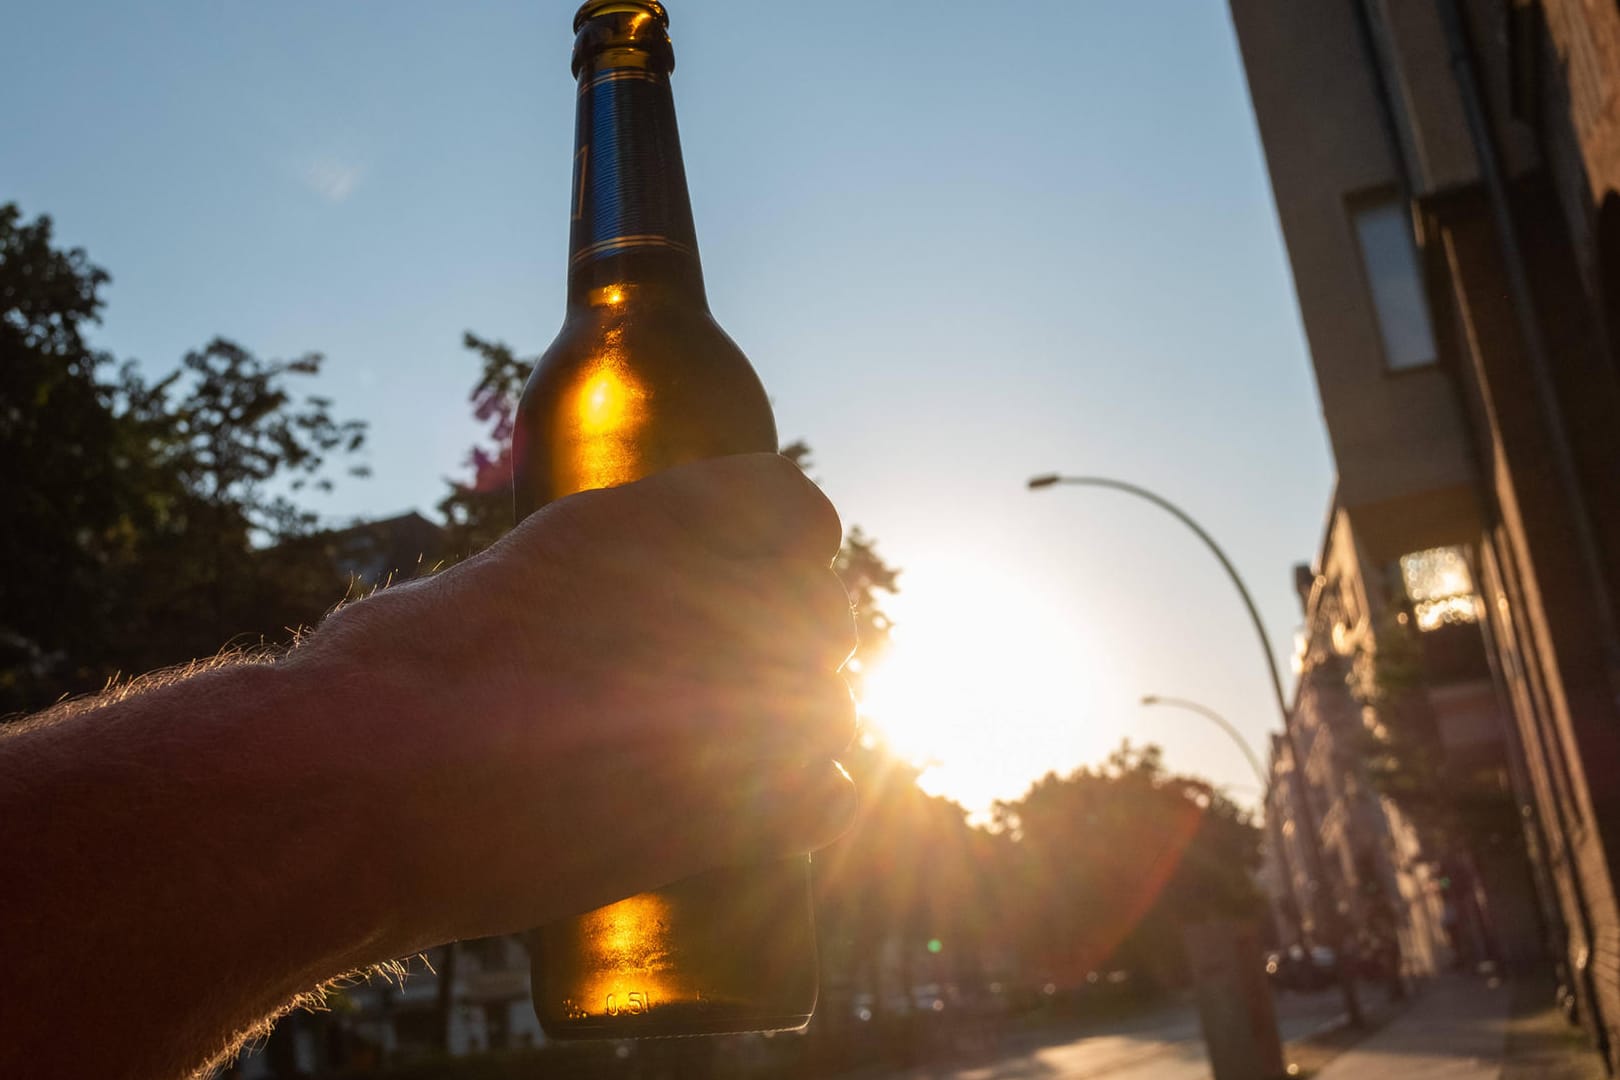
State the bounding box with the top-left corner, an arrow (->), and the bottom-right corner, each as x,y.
1231,0 -> 1620,1065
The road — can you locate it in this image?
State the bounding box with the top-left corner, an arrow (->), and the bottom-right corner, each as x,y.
868,989 -> 1350,1080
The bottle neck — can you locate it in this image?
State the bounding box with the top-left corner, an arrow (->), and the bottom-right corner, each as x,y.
566,59 -> 707,309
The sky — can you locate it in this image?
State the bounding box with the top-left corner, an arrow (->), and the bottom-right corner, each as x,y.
4,1 -> 1334,817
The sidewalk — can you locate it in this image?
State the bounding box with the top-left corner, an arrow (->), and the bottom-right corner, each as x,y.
1309,975 -> 1590,1080
1313,976 -> 1508,1078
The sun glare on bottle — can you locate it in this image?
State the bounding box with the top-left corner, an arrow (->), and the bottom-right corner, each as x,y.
576,367 -> 641,435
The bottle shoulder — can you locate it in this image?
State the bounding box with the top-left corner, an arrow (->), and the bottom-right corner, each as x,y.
523,302 -> 763,397
516,301 -> 777,447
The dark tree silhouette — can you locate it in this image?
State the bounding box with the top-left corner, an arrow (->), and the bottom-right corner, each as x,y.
993,743 -> 1263,992
0,202 -> 370,714
437,332 -> 528,559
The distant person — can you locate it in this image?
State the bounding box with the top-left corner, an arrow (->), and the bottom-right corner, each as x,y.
0,454 -> 858,1080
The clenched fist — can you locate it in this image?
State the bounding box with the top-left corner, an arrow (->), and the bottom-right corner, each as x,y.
292,452 -> 860,946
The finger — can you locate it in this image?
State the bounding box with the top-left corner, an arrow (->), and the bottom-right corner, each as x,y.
550,757 -> 856,909
706,672 -> 858,767
699,761 -> 858,865
734,561 -> 857,673
786,674 -> 859,761
596,669 -> 857,773
598,553 -> 855,679
636,453 -> 843,565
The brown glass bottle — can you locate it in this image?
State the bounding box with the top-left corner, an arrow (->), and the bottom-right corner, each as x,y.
514,0 -> 818,1040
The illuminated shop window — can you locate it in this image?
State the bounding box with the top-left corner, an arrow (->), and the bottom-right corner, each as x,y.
1398,546 -> 1478,631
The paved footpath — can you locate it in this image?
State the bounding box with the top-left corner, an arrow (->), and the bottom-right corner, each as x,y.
849,987 -> 1349,1079
850,977 -> 1603,1079
1314,976 -> 1514,1079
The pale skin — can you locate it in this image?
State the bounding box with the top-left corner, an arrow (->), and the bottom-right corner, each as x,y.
0,454 -> 858,1080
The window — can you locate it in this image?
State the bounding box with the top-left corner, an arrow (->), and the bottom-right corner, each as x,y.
1352,197 -> 1439,370
1399,546 -> 1478,631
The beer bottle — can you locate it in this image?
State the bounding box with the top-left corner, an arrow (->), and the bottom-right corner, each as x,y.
514,0 -> 818,1039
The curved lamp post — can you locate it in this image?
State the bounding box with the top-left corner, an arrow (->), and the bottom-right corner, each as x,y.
1140,694 -> 1269,791
1028,472 -> 1363,1025
1028,474 -> 1290,720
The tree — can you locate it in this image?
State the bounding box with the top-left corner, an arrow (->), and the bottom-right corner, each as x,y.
437,332 -> 527,559
780,440 -> 899,691
109,338 -> 373,675
151,338 -> 370,541
2,202 -> 135,707
0,202 -> 369,714
813,736 -> 1003,998
1351,592 -> 1520,865
993,743 -> 1263,991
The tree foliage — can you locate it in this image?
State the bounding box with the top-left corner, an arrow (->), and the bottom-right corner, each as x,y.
991,743 -> 1263,990
0,203 -> 369,713
780,440 -> 898,689
437,332 -> 527,559
1351,599 -> 1520,859
814,737 -> 1008,1004
153,339 -> 371,538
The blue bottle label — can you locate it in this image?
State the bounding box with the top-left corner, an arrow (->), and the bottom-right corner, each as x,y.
569,69 -> 700,267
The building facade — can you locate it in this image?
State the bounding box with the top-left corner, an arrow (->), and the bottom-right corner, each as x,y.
1261,499 -> 1534,989
1232,0 -> 1620,1065
234,939 -> 542,1074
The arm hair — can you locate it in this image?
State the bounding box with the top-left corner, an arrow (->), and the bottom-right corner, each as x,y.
0,642 -> 422,1079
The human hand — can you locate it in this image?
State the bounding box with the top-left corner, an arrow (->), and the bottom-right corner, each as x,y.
293,453 -> 858,948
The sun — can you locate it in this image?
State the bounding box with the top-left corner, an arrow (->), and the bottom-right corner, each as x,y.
851,556 -> 1113,816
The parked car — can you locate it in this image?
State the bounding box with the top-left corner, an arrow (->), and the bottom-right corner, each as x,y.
1264,945 -> 1338,992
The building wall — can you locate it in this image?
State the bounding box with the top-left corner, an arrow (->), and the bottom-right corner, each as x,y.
1540,0 -> 1620,206
1232,0 -> 1620,1066
1264,506 -> 1458,981
1229,0 -> 1479,529
1428,164 -> 1620,1052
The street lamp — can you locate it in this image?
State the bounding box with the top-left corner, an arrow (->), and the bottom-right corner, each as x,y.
1027,475 -> 1290,717
1140,695 -> 1268,791
1029,471 -> 1363,1025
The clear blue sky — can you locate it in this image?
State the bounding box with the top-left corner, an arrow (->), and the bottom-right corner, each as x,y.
4,1 -> 1334,815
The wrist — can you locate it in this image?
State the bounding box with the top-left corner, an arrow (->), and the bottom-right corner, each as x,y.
281,612 -> 471,954
256,648 -> 427,964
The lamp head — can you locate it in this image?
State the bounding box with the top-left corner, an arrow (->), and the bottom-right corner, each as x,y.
1027,473 -> 1062,490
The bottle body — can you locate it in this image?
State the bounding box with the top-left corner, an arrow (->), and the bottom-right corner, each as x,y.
528,865 -> 817,1039
513,290 -> 777,512
515,0 -> 818,1040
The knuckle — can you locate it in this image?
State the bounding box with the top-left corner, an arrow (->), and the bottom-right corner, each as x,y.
821,568 -> 856,624
827,677 -> 859,749
759,563 -> 856,667
793,675 -> 857,754
505,490 -> 600,555
815,569 -> 859,659
797,483 -> 844,562
764,453 -> 841,558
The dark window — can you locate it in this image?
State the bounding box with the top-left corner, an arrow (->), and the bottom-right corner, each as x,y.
1351,196 -> 1439,371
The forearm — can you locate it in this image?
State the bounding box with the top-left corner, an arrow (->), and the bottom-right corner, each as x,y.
0,654 -> 413,1080
0,456 -> 858,1079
